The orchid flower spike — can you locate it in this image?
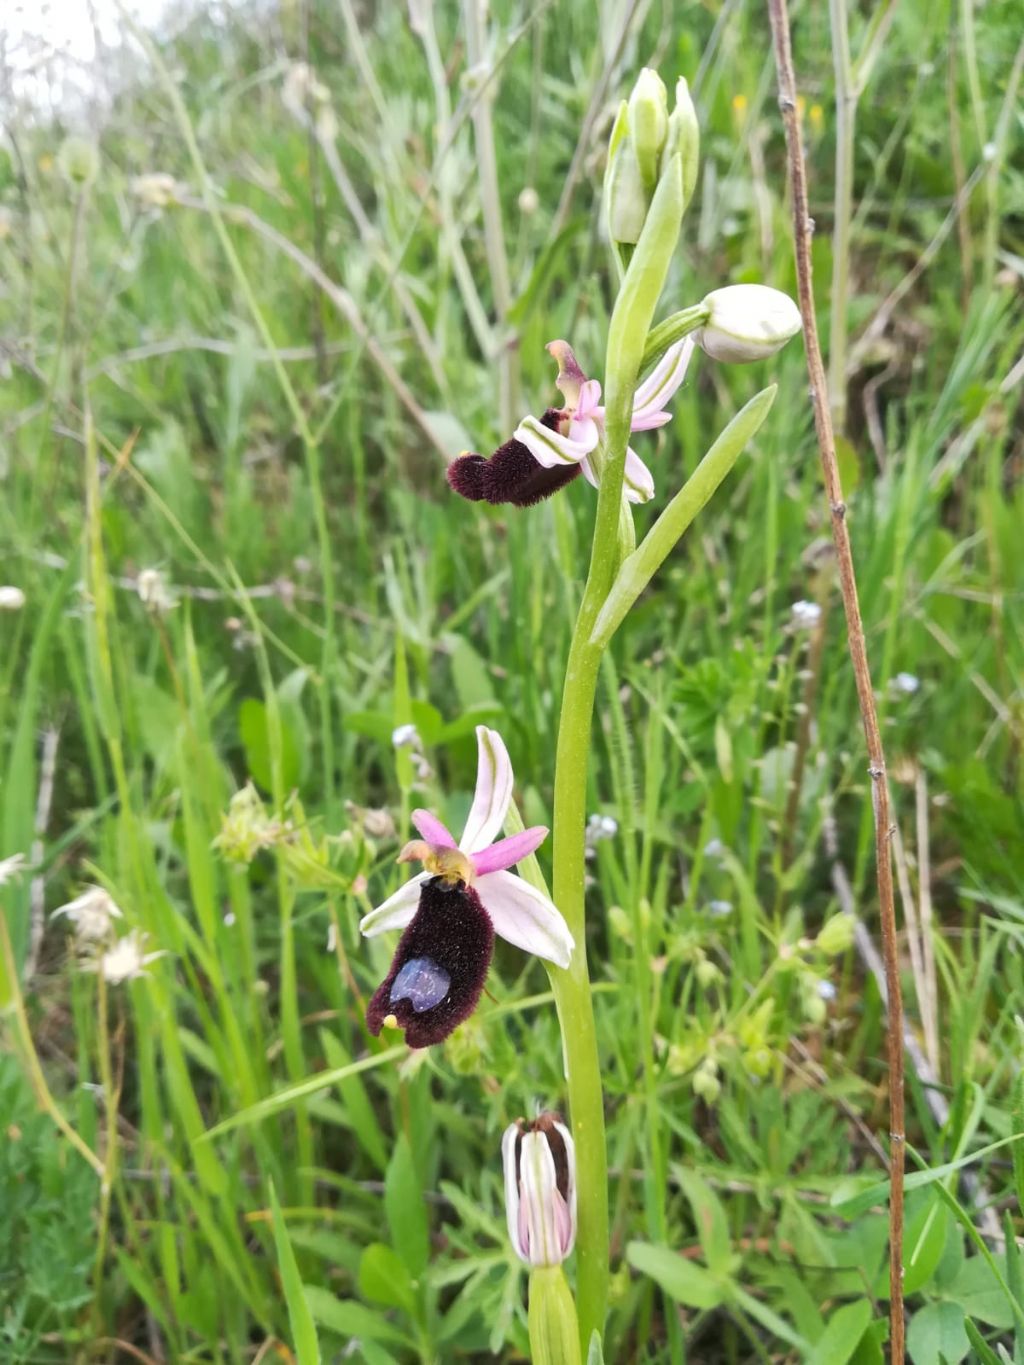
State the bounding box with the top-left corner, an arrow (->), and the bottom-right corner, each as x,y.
447,336 -> 694,509
360,726 -> 574,1048
502,1113 -> 577,1267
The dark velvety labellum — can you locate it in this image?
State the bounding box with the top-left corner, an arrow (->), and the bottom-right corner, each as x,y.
446,410 -> 582,507
366,878 -> 495,1048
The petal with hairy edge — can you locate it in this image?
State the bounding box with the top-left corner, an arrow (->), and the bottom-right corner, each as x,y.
460,727 -> 514,854
410,809 -> 457,848
623,447 -> 655,504
471,826 -> 549,877
515,414 -> 598,468
477,870 -> 574,968
631,337 -> 694,428
359,871 -> 427,936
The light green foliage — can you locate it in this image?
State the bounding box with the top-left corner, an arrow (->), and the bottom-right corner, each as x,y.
1,0 -> 1022,1360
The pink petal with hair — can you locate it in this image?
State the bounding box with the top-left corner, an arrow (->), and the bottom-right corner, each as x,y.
471,826 -> 549,877
410,809 -> 457,848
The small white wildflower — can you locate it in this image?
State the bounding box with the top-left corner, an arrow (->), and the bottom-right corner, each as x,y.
282,62 -> 331,117
818,980 -> 837,1001
0,853 -> 27,887
790,599 -> 822,631
87,929 -> 166,984
131,172 -> 181,209
0,586 -> 26,611
136,567 -> 175,614
708,899 -> 734,917
392,723 -> 421,749
585,813 -> 619,849
52,886 -> 123,942
223,911 -> 236,927
518,186 -> 540,216
410,751 -> 433,783
703,838 -> 726,860
891,672 -> 920,696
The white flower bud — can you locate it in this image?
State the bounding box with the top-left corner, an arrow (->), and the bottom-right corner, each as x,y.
696,284 -> 802,363
627,68 -> 669,190
0,586 -> 26,611
606,135 -> 649,246
502,1114 -> 577,1267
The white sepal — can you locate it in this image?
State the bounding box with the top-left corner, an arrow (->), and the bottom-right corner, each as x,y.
477,870 -> 574,969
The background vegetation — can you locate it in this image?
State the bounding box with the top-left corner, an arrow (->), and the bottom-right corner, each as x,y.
1,0 -> 1022,1360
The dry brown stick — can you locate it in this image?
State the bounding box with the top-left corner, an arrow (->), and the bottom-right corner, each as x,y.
765,2 -> 906,1359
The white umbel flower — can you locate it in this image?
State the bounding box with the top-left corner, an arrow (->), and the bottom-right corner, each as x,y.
696,285 -> 802,363
52,886 -> 123,942
87,929 -> 166,984
136,567 -> 175,614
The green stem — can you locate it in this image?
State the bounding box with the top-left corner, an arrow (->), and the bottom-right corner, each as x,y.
550,157 -> 687,1351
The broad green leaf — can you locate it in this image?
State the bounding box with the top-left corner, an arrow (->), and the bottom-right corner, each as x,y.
626,1241 -> 724,1310
674,1167 -> 733,1277
239,696 -> 301,792
386,1135 -> 429,1279
359,1243 -> 415,1314
304,1288 -> 410,1346
944,1256 -> 1017,1330
906,1300 -> 969,1365
806,1300 -> 873,1365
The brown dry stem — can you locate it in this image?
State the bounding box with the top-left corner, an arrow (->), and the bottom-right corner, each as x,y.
765,1 -> 906,1358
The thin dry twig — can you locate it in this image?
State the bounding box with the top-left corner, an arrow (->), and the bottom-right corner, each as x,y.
26,725 -> 60,982
766,2 -> 906,1357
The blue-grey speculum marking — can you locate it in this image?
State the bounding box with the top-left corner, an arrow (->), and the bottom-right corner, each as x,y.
390,957 -> 451,1013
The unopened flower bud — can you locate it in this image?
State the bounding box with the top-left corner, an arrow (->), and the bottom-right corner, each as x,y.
58,137 -> 99,188
518,186 -> 540,216
696,284 -> 802,363
628,68 -> 669,190
693,1059 -> 721,1104
696,957 -> 722,987
665,77 -> 700,207
606,130 -> 648,246
0,586 -> 26,611
816,912 -> 855,956
502,1113 -> 576,1267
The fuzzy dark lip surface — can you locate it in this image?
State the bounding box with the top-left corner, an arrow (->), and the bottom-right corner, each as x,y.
447,409 -> 581,507
366,876 -> 495,1048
